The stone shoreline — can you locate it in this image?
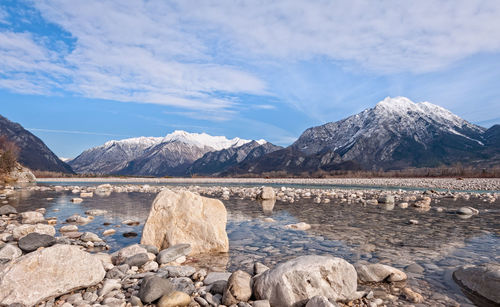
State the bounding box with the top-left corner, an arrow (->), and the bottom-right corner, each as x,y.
37,177 -> 500,192
1,183 -> 498,307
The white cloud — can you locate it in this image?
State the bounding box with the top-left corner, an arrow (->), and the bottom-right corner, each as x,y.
175,0 -> 500,73
1,0 -> 500,119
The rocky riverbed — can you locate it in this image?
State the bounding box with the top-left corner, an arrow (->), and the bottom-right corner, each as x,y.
0,181 -> 499,307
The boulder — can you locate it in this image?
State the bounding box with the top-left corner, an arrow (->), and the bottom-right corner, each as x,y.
12,224 -> 55,240
257,187 -> 275,200
139,276 -> 175,303
355,263 -> 407,282
18,232 -> 56,252
453,263 -> 500,305
253,255 -> 357,307
0,205 -> 17,215
0,245 -> 105,306
140,189 -> 228,254
222,270 -> 252,305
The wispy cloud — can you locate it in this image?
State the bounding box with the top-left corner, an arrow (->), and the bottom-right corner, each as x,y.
28,128 -> 130,137
1,0 -> 500,123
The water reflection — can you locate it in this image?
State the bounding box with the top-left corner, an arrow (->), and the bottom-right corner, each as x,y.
259,199 -> 275,215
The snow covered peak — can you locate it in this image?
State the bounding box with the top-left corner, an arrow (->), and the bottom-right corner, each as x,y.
375,96 -> 416,111
162,130 -> 255,150
103,136 -> 164,149
373,96 -> 480,129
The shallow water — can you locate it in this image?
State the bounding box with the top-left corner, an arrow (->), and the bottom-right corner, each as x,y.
7,185 -> 500,306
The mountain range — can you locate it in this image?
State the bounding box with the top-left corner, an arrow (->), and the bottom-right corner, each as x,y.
2,97 -> 499,177
68,130 -> 276,176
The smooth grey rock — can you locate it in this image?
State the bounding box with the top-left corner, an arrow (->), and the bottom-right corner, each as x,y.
125,253 -> 150,267
253,255 -> 357,307
453,263 -> 500,305
170,277 -> 196,294
204,272 -> 232,285
140,244 -> 159,255
18,232 -> 56,252
85,209 -> 107,216
156,244 -> 192,264
162,265 -> 196,278
139,276 -> 174,303
0,205 -> 16,215
355,263 -> 407,282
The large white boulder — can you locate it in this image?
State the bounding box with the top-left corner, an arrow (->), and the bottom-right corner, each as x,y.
253,255 -> 357,307
0,244 -> 105,306
141,189 -> 229,255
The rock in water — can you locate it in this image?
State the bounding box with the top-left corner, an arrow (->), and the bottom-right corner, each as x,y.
141,189 -> 229,254
253,255 -> 357,307
453,264 -> 500,306
0,244 -> 105,306
354,263 -> 407,282
257,187 -> 275,200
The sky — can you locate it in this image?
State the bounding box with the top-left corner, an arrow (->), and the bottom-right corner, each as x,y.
1,0 -> 500,158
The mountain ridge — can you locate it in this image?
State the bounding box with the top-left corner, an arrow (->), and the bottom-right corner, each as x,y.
0,115 -> 74,174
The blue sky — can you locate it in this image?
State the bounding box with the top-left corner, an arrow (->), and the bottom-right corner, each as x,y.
1,0 -> 500,158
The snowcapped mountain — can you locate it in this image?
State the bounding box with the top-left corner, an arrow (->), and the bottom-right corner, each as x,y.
291,96 -> 488,169
69,130 -> 264,175
232,96 -> 496,175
